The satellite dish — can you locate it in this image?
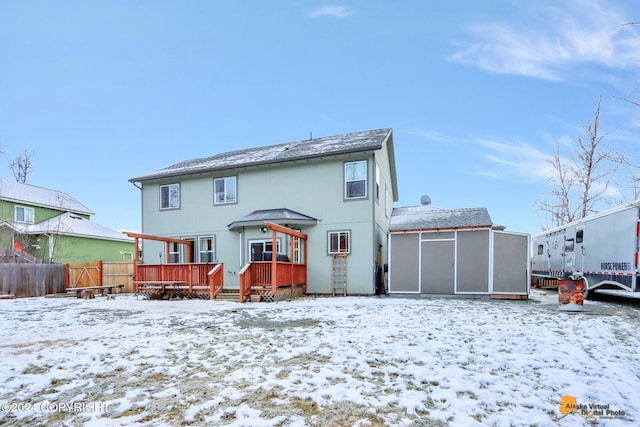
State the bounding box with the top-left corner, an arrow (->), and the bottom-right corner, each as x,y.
420,195 -> 432,206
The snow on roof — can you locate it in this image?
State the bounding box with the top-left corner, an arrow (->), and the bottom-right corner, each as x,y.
0,178 -> 94,215
389,205 -> 493,231
19,212 -> 133,242
130,128 -> 393,182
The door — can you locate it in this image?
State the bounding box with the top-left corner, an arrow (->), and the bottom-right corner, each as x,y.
249,239 -> 281,261
421,239 -> 455,294
574,228 -> 585,273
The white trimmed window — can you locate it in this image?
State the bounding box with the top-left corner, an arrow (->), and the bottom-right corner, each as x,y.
160,184 -> 180,210
15,206 -> 35,224
169,242 -> 181,263
345,160 -> 367,199
199,236 -> 215,262
214,176 -> 237,204
385,187 -> 391,218
375,163 -> 380,202
328,231 -> 350,254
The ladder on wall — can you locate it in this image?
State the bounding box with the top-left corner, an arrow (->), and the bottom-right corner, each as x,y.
331,254 -> 347,296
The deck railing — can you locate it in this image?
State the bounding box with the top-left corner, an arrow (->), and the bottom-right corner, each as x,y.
134,262 -> 220,294
239,261 -> 306,302
207,263 -> 224,299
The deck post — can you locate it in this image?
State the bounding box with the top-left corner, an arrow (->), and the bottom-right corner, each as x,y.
271,228 -> 277,296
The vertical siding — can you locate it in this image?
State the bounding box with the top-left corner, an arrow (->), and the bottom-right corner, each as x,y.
493,232 -> 529,294
0,264 -> 66,297
456,230 -> 490,293
389,233 -> 420,292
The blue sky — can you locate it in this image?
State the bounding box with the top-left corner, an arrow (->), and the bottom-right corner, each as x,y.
1,1 -> 639,235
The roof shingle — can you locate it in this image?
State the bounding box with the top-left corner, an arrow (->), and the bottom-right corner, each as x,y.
390,205 -> 493,231
130,128 -> 392,182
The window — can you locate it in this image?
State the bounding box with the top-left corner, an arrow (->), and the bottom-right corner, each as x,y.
564,238 -> 574,252
15,206 -> 35,224
345,160 -> 367,199
537,244 -> 544,255
160,184 -> 180,209
214,176 -> 237,204
385,187 -> 391,218
375,163 -> 380,202
169,242 -> 181,263
576,229 -> 584,244
328,231 -> 350,254
199,236 -> 215,262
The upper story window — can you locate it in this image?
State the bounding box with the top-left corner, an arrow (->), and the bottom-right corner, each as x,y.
214,176 -> 236,204
385,187 -> 391,218
160,184 -> 180,210
345,160 -> 367,199
328,230 -> 350,254
15,206 -> 35,224
375,163 -> 380,202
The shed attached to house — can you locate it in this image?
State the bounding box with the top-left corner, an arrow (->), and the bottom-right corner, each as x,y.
388,205 -> 530,298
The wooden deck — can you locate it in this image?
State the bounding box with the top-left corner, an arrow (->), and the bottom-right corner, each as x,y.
134,262 -> 224,299
239,261 -> 306,302
125,223 -> 306,303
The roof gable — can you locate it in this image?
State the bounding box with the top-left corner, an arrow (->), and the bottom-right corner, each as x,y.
390,205 -> 493,231
0,178 -> 94,215
131,128 -> 393,182
228,208 -> 318,230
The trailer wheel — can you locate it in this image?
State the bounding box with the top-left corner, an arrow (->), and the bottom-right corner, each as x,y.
579,277 -> 596,300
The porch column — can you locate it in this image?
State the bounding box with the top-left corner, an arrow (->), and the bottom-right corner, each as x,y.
271,228 -> 277,295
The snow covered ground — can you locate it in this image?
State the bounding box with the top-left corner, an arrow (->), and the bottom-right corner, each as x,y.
0,290 -> 639,426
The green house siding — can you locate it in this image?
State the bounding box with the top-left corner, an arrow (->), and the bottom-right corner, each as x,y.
0,200 -> 90,224
44,235 -> 135,263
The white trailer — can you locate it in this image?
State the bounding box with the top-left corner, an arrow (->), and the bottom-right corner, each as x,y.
531,201 -> 640,298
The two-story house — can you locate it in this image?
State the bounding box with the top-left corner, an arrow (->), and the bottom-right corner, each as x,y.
129,128 -> 398,295
0,178 -> 134,263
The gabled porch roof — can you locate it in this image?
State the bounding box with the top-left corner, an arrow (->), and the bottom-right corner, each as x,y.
228,208 -> 317,230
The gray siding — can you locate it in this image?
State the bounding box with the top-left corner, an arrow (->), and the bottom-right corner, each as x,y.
389,233 -> 419,292
421,239 -> 455,294
493,232 -> 529,293
456,230 -> 490,293
139,151 -> 389,294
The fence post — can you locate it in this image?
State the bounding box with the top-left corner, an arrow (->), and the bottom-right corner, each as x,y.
98,260 -> 103,287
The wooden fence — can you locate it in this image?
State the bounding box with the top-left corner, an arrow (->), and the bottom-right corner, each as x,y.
0,263 -> 66,297
67,261 -> 134,293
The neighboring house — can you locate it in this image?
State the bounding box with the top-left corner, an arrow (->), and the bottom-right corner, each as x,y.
388,204 -> 530,297
129,128 -> 398,295
0,178 -> 134,263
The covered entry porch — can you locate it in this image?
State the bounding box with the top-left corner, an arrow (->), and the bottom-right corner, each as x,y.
238,222 -> 308,302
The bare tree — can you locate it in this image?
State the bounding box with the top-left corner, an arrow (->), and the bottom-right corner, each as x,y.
8,149 -> 35,183
538,97 -> 616,227
538,143 -> 577,227
575,97 -> 615,217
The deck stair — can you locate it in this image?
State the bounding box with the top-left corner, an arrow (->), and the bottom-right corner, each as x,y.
214,288 -> 240,302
